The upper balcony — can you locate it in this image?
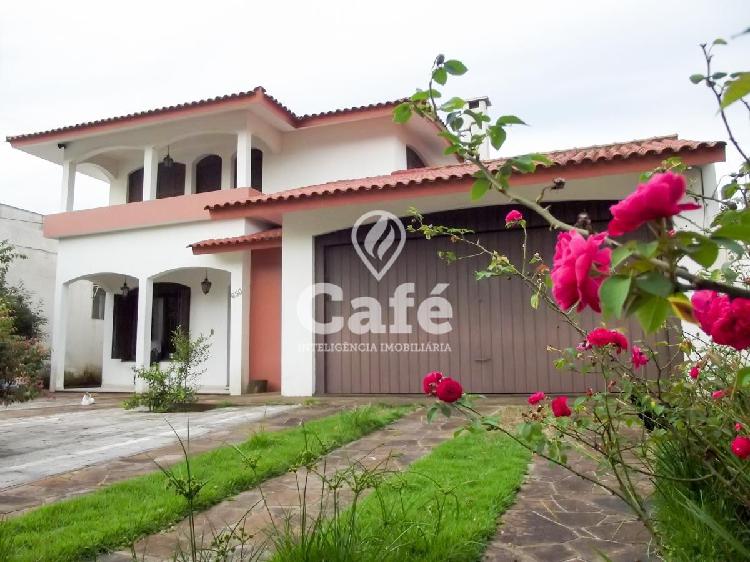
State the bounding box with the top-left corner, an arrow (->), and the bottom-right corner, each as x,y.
8,87 -> 458,239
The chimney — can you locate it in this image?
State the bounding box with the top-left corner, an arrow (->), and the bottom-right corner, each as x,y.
464,96 -> 492,160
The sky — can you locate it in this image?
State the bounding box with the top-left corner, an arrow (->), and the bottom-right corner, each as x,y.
0,0 -> 748,215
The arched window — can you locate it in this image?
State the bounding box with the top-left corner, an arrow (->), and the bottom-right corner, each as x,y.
232,149 -> 264,191
195,155 -> 222,193
156,161 -> 186,199
127,168 -> 144,203
406,146 -> 426,169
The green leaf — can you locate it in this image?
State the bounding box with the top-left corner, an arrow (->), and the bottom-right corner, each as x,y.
497,115 -> 526,126
440,96 -> 465,112
721,72 -> 750,109
635,271 -> 673,298
721,182 -> 739,199
393,103 -> 412,124
634,240 -> 659,259
528,153 -> 552,166
530,292 -> 540,310
689,74 -> 705,84
611,246 -> 633,268
686,237 -> 719,268
635,295 -> 671,334
488,126 -> 507,150
471,178 -> 490,200
713,38 -> 727,45
443,59 -> 467,75
432,67 -> 447,86
714,222 -> 750,242
736,367 -> 750,388
600,275 -> 631,319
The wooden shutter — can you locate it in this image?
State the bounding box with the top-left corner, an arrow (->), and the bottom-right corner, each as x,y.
195,155 -> 222,193
251,148 -> 263,191
156,162 -> 186,199
127,168 -> 144,203
111,289 -> 138,361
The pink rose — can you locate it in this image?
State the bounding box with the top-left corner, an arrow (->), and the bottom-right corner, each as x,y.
712,390 -> 726,400
528,391 -> 546,405
435,377 -> 463,403
505,209 -> 524,226
735,422 -> 744,433
631,345 -> 649,368
586,328 -> 629,353
551,231 -> 611,313
689,365 -> 701,380
691,291 -> 750,350
731,436 -> 750,460
422,371 -> 443,395
608,172 -> 700,236
551,395 -> 572,417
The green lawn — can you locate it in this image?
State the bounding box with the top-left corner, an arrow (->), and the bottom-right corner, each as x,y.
3,404 -> 408,562
272,429 -> 531,562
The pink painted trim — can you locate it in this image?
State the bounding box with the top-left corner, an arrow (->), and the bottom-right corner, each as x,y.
44,188 -> 260,239
209,148 -> 725,223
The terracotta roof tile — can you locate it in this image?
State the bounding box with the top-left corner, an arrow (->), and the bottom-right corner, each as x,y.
208,135 -> 724,212
6,88 -> 404,143
190,227 -> 282,253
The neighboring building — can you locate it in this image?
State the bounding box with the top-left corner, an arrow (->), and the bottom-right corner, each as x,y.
0,204 -> 102,379
6,87 -> 725,395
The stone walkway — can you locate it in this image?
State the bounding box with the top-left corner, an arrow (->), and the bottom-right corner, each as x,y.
0,404 -> 341,516
484,456 -> 658,562
102,410 -> 468,561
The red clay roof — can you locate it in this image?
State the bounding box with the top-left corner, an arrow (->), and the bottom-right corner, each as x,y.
208,135 -> 724,212
190,227 -> 282,254
6,87 -> 404,144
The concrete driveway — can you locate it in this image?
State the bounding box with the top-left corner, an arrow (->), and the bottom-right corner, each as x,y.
0,403 -> 296,489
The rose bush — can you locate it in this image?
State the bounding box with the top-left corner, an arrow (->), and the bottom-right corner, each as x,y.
406,37 -> 750,558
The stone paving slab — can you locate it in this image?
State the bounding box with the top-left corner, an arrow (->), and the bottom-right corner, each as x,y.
483,457 -> 659,562
103,410 -> 468,561
0,404 -> 299,490
0,404 -> 349,516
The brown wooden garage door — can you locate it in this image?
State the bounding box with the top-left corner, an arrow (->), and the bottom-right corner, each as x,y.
315,202 -> 669,395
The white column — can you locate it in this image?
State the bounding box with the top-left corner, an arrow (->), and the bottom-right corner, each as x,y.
281,226 -> 316,396
236,131 -> 253,188
229,256 -> 250,395
101,291 -> 116,389
49,282 -> 69,391
185,162 -> 195,195
60,160 -> 76,212
143,147 -> 159,201
134,277 -> 153,393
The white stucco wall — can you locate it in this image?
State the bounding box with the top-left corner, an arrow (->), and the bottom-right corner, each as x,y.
280,166 -> 713,396
53,218 -> 260,393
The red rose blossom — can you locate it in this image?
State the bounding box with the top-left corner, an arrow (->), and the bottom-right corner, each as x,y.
691,290 -> 750,351
689,365 -> 700,380
528,391 -> 546,405
435,377 -> 463,403
422,371 -> 443,395
505,209 -> 524,225
586,328 -> 629,353
551,231 -> 611,313
712,390 -> 726,400
631,346 -> 649,368
731,436 -> 750,460
735,422 -> 744,433
551,395 -> 572,417
607,172 -> 700,236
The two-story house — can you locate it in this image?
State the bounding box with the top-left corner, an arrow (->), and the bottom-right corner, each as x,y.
7,87 -> 725,396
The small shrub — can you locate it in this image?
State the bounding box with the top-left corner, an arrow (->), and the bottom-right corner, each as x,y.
126,327 -> 212,412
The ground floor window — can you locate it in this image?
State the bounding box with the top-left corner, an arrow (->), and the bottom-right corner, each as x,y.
111,282 -> 190,362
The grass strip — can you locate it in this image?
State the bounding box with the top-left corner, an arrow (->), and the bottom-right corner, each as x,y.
272,429 -> 531,562
4,404 -> 408,562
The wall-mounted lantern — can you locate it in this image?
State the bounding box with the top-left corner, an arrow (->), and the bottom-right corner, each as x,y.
201,270 -> 212,295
